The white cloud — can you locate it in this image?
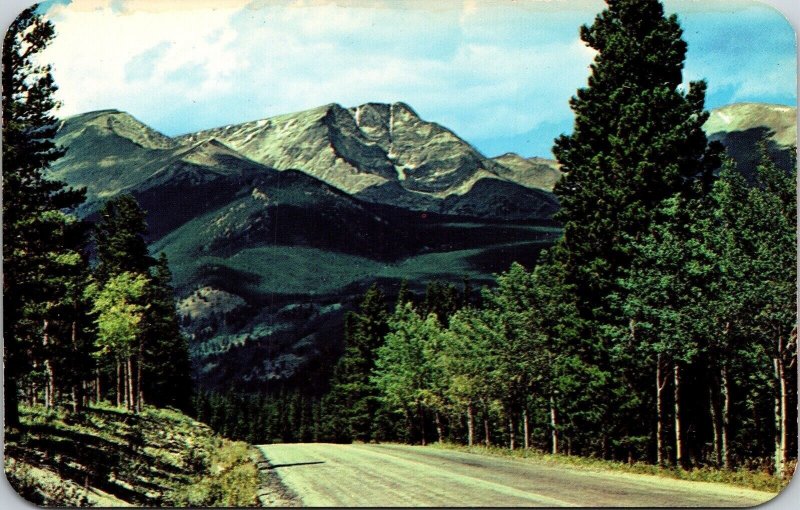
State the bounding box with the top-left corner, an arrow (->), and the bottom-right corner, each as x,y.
37,0 -> 794,157
42,0 -> 247,117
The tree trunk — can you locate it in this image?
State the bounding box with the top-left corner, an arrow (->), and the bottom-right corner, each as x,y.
31,360 -> 40,406
773,353 -> 788,478
508,413 -> 516,450
71,387 -> 79,414
434,411 -> 444,444
136,340 -> 144,413
71,321 -> 83,413
674,363 -> 684,468
95,367 -> 102,404
550,395 -> 558,455
43,319 -> 55,410
123,358 -> 130,410
127,356 -> 135,413
417,405 -> 426,446
484,414 -> 491,446
708,380 -> 721,467
116,360 -> 122,408
779,358 -> 789,478
720,365 -> 731,469
656,355 -> 667,466
467,403 -> 475,447
522,408 -> 530,449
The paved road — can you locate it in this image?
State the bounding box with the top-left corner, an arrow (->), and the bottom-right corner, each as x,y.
257,443 -> 776,507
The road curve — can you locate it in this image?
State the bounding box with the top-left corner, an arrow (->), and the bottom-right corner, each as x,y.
256,443 -> 775,507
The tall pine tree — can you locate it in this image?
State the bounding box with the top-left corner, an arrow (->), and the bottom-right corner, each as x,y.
3,4 -> 85,426
92,195 -> 190,412
94,194 -> 153,283
141,253 -> 192,411
550,0 -> 719,457
553,0 -> 718,314
322,285 -> 388,442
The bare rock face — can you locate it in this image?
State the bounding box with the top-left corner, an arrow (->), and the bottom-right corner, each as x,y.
704,103 -> 796,148
491,153 -> 562,192
176,101 -> 551,201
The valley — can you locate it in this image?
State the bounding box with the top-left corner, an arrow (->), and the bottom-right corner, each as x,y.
49,101 -> 565,389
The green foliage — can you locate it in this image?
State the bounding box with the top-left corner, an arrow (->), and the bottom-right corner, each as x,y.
546,0 -> 724,459
94,194 -> 153,283
3,3 -> 87,426
373,303 -> 445,443
321,285 -> 389,442
441,308 -> 497,419
420,281 -> 463,326
166,441 -> 259,507
5,404 -> 259,506
553,0 -> 719,310
142,253 -> 193,410
86,272 -> 150,360
91,194 -> 192,412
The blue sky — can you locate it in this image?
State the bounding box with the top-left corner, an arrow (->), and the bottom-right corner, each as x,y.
37,0 -> 796,158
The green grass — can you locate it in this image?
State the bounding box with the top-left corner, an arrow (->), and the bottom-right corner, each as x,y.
428,443 -> 790,493
5,403 -> 260,507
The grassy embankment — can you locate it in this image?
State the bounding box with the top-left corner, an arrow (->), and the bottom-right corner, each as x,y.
429,443 -> 793,493
4,403 -> 260,507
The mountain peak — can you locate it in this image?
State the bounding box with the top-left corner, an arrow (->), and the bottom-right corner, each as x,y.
706,103 -> 797,147
61,109 -> 176,150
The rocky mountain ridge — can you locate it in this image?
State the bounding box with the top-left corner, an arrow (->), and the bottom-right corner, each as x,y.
53,103 -> 561,222
176,101 -> 532,198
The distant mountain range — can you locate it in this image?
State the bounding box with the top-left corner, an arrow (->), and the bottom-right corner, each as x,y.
49,100 -> 796,389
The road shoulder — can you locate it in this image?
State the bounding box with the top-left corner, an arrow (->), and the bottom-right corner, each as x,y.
252,446 -> 301,507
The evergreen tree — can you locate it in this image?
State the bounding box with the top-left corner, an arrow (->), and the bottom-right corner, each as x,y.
420,281 -> 461,326
3,4 -> 86,426
94,194 -> 153,283
550,0 -> 720,458
92,195 -> 191,412
553,0 -> 718,311
322,285 -> 388,442
142,253 -> 192,411
396,279 -> 411,308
